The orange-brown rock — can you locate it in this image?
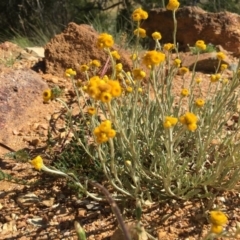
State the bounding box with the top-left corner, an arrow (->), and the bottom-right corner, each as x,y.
141,6 -> 240,56
44,23 -> 132,78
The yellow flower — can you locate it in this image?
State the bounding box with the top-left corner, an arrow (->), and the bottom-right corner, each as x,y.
209,211 -> 228,226
111,51 -> 121,60
96,133 -> 109,144
163,116 -> 178,128
107,129 -> 116,138
164,43 -> 175,51
132,8 -> 148,21
179,67 -> 189,75
210,225 -> 223,234
115,63 -> 123,72
217,52 -> 225,61
195,40 -> 206,51
195,98 -> 205,107
99,120 -> 112,133
65,68 -> 76,77
100,92 -> 112,103
43,89 -> 52,102
166,0 -> 180,11
220,64 -> 228,71
97,33 -> 114,49
132,68 -> 146,80
187,123 -> 198,131
126,86 -> 133,93
80,64 -> 89,72
143,50 -> 165,67
134,28 -> 146,38
195,78 -> 202,84
31,156 -> 44,170
210,74 -> 221,83
152,31 -> 162,40
222,78 -> 229,85
87,107 -> 96,115
138,88 -> 143,93
180,112 -> 198,131
108,80 -> 122,97
181,88 -> 190,97
90,60 -> 101,68
174,58 -> 181,67
131,53 -> 137,61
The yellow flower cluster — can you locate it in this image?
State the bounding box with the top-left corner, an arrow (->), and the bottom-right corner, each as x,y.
97,33 -> 114,49
111,51 -> 121,60
80,64 -> 89,72
180,112 -> 198,131
65,68 -> 77,77
174,58 -> 181,67
220,64 -> 228,71
132,8 -> 148,22
94,120 -> 116,143
209,211 -> 228,234
163,116 -> 178,129
195,40 -> 206,51
132,68 -> 146,80
210,74 -> 221,83
134,28 -> 146,38
90,60 -> 101,68
143,50 -> 165,67
179,67 -> 189,75
152,31 -> 162,40
86,76 -> 122,103
164,43 -> 175,51
166,0 -> 180,11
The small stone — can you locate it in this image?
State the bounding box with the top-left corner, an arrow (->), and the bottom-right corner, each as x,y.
16,192 -> 39,208
78,209 -> 87,217
42,197 -> 55,207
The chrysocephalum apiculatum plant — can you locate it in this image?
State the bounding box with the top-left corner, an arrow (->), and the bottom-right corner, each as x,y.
34,0 -> 240,206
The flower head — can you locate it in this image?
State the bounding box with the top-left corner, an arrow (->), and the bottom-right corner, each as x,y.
94,120 -> 115,143
220,64 -> 228,71
31,156 -> 44,170
195,98 -> 205,107
166,0 -> 180,11
115,63 -> 123,72
132,68 -> 146,80
43,89 -> 52,103
195,40 -> 206,51
97,33 -> 114,49
111,51 -> 121,60
209,211 -> 228,226
181,88 -> 190,97
90,60 -> 101,68
174,58 -> 181,67
143,50 -> 165,67
210,225 -> 223,234
195,78 -> 202,84
152,32 -> 162,40
217,52 -> 225,61
132,8 -> 148,22
80,64 -> 89,72
87,107 -> 96,115
180,112 -> 198,131
134,28 -> 146,38
163,116 -> 178,128
179,67 -> 189,75
164,43 -> 175,51
210,74 -> 221,83
65,68 -> 76,77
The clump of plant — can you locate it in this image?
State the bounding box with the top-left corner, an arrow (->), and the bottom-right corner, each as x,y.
34,0 -> 240,202
28,0 -> 240,238
188,42 -> 217,55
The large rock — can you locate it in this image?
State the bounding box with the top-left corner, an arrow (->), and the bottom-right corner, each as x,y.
141,6 -> 240,56
44,23 -> 132,78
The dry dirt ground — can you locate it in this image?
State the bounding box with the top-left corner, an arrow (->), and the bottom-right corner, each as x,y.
0,44 -> 240,240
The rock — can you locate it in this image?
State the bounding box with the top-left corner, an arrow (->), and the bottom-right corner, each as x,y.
44,23 -> 132,78
141,6 -> 240,56
0,68 -> 48,149
16,193 -> 40,208
25,47 -> 45,58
